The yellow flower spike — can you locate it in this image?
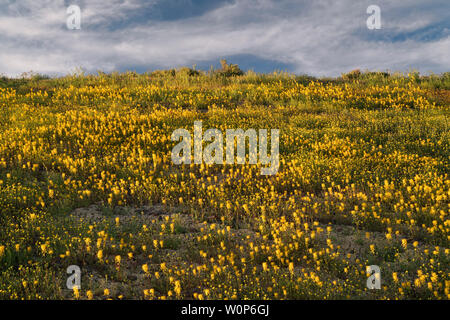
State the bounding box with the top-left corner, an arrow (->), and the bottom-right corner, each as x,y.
73,286 -> 80,299
97,250 -> 103,261
174,281 -> 182,297
262,262 -> 268,272
401,239 -> 407,249
393,273 -> 398,283
288,262 -> 294,274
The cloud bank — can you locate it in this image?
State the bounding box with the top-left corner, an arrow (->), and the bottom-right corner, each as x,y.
0,0 -> 449,77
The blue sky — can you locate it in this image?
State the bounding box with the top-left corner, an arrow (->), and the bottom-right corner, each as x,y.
0,0 -> 448,77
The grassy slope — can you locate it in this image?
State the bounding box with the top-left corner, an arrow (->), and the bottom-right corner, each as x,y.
0,70 -> 448,299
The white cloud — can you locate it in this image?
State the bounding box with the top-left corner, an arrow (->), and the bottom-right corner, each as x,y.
0,0 -> 448,77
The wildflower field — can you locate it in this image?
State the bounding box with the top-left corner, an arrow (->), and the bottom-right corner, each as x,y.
0,70 -> 448,300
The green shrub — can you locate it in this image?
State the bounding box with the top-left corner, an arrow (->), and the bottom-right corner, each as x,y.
341,69 -> 362,81
214,59 -> 244,77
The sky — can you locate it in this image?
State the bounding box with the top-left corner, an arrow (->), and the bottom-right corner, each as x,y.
0,0 -> 449,77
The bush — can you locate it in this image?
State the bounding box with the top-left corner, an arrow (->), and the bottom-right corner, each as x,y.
177,67 -> 202,77
214,59 -> 244,77
341,69 -> 361,81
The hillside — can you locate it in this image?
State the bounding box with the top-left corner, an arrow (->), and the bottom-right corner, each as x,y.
0,70 -> 448,299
